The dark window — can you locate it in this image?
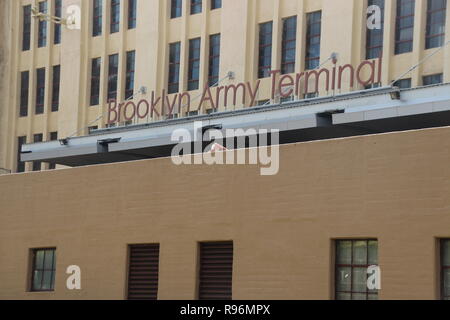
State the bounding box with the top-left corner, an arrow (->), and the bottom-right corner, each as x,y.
17,136 -> 26,173
111,0 -> 121,33
171,0 -> 182,18
125,51 -> 136,99
211,0 -> 221,10
393,78 -> 412,88
31,248 -> 56,292
88,126 -> 99,134
35,68 -> 46,115
423,73 -> 443,85
168,42 -> 181,94
108,54 -> 119,100
335,240 -> 379,300
208,34 -> 221,86
23,5 -> 31,51
258,21 -> 273,78
305,11 -> 322,70
90,58 -> 101,106
48,132 -> 58,170
191,0 -> 202,14
281,16 -> 297,74
426,0 -> 447,49
128,0 -> 137,29
54,0 -> 62,44
366,0 -> 385,59
20,71 -> 29,117
199,242 -> 233,300
52,65 -> 60,112
38,1 -> 48,48
127,244 -> 160,300
395,0 -> 415,54
441,239 -> 450,300
93,0 -> 103,37
188,38 -> 201,91
33,134 -> 43,171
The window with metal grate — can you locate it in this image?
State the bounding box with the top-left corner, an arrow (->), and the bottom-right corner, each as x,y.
198,241 -> 233,300
127,244 -> 160,300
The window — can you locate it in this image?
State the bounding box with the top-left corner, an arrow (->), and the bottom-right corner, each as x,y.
281,16 -> 297,74
305,11 -> 322,70
17,136 -> 26,173
127,244 -> 160,300
426,0 -> 447,49
199,242 -> 233,300
208,34 -> 221,86
441,239 -> 450,300
88,126 -> 99,134
23,5 -> 31,51
366,0 -> 385,59
188,38 -> 201,91
395,0 -> 415,54
20,71 -> 29,117
48,132 -> 58,170
168,42 -> 181,94
393,78 -> 412,88
93,0 -> 103,37
33,134 -> 43,171
38,1 -> 48,48
111,0 -> 121,33
335,240 -> 379,300
90,58 -> 101,106
108,54 -> 119,100
191,0 -> 202,14
54,0 -> 62,44
211,0 -> 221,10
423,73 -> 443,85
30,248 -> 56,292
125,51 -> 136,99
35,68 -> 46,115
258,21 -> 273,78
171,0 -> 182,18
128,0 -> 137,29
52,65 -> 60,112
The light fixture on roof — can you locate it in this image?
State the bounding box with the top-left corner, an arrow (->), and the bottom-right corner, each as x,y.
390,87 -> 401,100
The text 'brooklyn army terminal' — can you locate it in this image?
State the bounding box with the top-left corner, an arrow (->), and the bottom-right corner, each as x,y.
1,0 -> 450,302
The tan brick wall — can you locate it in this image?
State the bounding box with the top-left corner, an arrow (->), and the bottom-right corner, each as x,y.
0,126 -> 449,300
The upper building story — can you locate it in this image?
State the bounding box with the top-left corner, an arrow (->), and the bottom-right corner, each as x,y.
1,0 -> 450,174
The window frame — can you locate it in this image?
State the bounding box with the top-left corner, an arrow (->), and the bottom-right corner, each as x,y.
128,0 -> 137,29
334,239 -> 379,300
54,0 -> 62,44
30,248 -> 56,292
125,51 -> 136,99
168,42 -> 181,94
425,0 -> 448,49
191,0 -> 202,15
51,65 -> 60,112
188,38 -> 201,91
305,11 -> 322,70
395,0 -> 415,55
20,71 -> 29,118
35,68 -> 46,115
37,1 -> 48,48
211,0 -> 222,10
258,21 -> 273,79
366,0 -> 385,59
107,54 -> 119,101
208,34 -> 221,87
17,136 -> 27,173
110,0 -> 121,34
22,5 -> 32,51
281,16 -> 297,74
171,0 -> 182,19
93,0 -> 103,37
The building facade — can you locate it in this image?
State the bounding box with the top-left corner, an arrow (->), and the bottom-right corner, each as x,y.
1,0 -> 450,173
1,0 -> 450,300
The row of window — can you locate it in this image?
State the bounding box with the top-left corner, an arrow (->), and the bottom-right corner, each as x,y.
22,0 -> 61,51
19,66 -> 60,117
17,132 -> 58,173
170,0 -> 222,19
367,0 -> 447,58
393,73 -> 443,88
27,239 -> 450,300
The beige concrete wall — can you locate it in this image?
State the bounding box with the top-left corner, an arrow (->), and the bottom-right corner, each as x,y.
0,126 -> 449,300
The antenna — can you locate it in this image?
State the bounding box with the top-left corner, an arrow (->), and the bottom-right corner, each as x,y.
31,4 -> 81,30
